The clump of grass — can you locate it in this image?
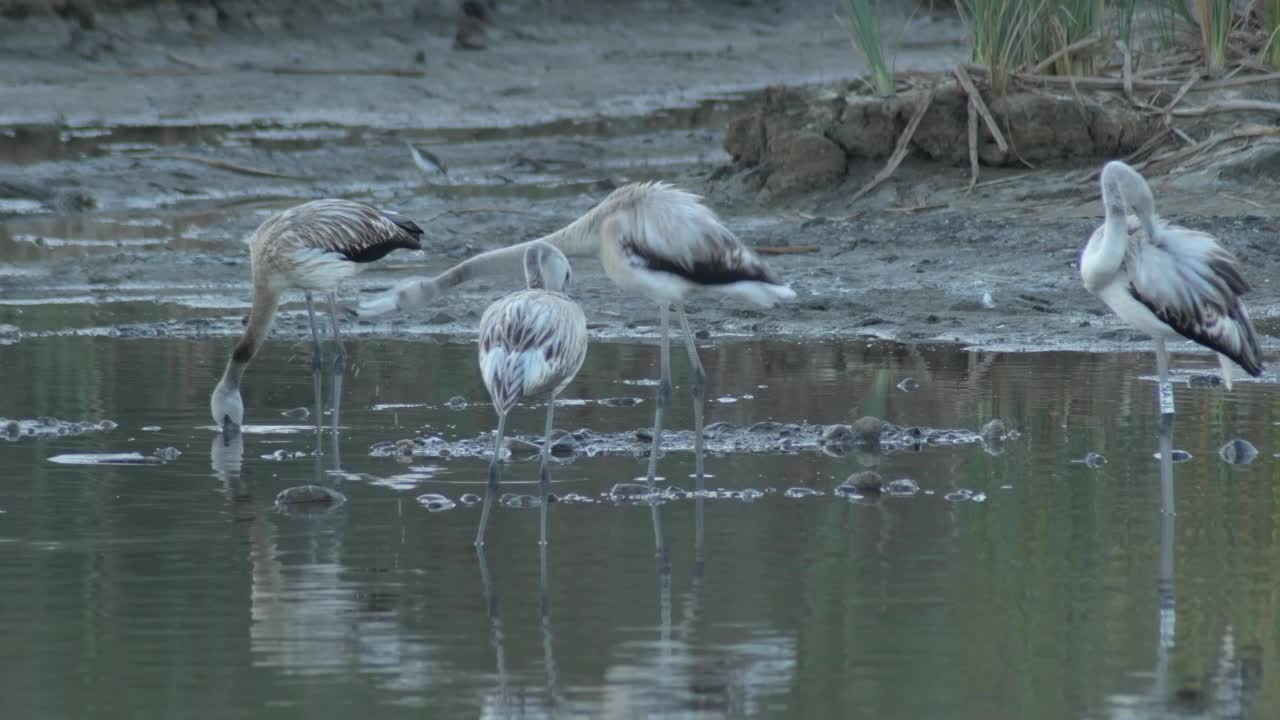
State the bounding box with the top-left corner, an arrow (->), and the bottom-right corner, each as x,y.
957,0 -> 1046,94
1193,0 -> 1235,74
839,0 -> 896,96
1260,0 -> 1280,69
1044,0 -> 1106,75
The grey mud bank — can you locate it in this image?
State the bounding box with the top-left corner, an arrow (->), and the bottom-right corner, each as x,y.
2,0 -> 1279,362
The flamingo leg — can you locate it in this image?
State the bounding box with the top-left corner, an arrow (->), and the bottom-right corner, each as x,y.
1155,337 -> 1174,417
327,292 -> 346,441
304,293 -> 325,445
675,304 -> 706,553
476,412 -> 508,547
643,304 -> 670,561
475,546 -> 509,708
644,304 -> 672,486
539,393 -> 557,546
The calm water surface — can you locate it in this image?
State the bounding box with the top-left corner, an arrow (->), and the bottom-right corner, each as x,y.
1,334 -> 1277,719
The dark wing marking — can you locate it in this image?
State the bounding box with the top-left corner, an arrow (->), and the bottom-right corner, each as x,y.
280,199 -> 423,264
621,230 -> 780,287
1126,223 -> 1264,376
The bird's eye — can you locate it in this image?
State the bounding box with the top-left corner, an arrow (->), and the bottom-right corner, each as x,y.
564,271 -> 571,286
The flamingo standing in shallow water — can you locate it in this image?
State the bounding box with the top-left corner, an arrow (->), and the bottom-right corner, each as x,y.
210,199 -> 423,434
352,182 -> 795,514
1079,160 -> 1263,415
474,242 -> 588,547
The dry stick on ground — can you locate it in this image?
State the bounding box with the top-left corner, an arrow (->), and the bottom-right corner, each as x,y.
426,207 -> 540,222
851,86 -> 937,202
166,52 -> 425,78
1025,35 -> 1101,75
147,153 -> 313,179
1168,99 -> 1280,115
954,65 -> 1008,153
1076,127 -> 1173,183
754,246 -> 819,255
966,95 -> 980,192
1141,126 -> 1280,176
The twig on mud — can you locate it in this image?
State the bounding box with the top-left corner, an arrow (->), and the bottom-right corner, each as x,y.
966,94 -> 980,193
1166,99 -> 1280,116
146,153 -> 313,179
426,207 -> 540,222
972,173 -> 1030,190
953,65 -> 1008,153
1141,125 -> 1280,176
1162,76 -> 1200,115
851,85 -> 936,203
885,203 -> 948,213
1025,35 -> 1102,76
754,246 -> 820,255
165,52 -> 426,78
1221,192 -> 1265,208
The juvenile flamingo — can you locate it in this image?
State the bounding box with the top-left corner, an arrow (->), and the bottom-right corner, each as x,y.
1079,161 -> 1263,415
475,241 -> 588,547
352,182 -> 795,506
210,199 -> 423,433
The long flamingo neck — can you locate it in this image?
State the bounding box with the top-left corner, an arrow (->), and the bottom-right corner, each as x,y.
221,284 -> 281,389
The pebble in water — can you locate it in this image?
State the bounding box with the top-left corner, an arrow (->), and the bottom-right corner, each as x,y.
886,478 -> 920,496
1188,374 -> 1222,388
821,424 -> 855,450
598,397 -> 643,408
498,493 -> 541,508
460,493 -> 482,505
446,396 -> 468,410
556,492 -> 596,504
280,407 -> 310,419
836,471 -> 883,498
152,447 -> 182,461
275,485 -> 346,509
1152,450 -> 1193,463
980,418 -> 1007,443
850,416 -> 886,448
1219,438 -> 1259,465
263,448 -> 309,461
896,378 -> 919,392
415,493 -> 456,512
395,439 -> 416,457
784,487 -> 823,498
608,482 -> 658,503
1071,452 -> 1107,468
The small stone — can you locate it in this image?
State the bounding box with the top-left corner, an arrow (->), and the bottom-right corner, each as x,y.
849,416 -> 885,447
152,446 -> 182,461
784,487 -> 823,498
836,471 -> 883,497
446,396 -> 468,410
1083,452 -> 1106,468
821,424 -> 854,448
275,485 -> 346,508
980,418 -> 1007,443
746,421 -> 783,433
395,439 -> 416,456
1219,438 -> 1258,465
896,378 -> 919,392
460,493 -> 482,505
281,407 -> 310,419
415,493 -> 456,512
885,478 -> 920,496
96,420 -> 118,431
1188,374 -> 1222,388
599,397 -> 642,407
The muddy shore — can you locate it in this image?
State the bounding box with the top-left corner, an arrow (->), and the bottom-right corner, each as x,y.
3,1 -> 1279,364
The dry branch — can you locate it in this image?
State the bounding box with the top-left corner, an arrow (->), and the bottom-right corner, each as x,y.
147,153 -> 312,179
1167,99 -> 1280,116
755,246 -> 820,255
851,86 -> 936,202
1141,125 -> 1280,176
966,95 -> 979,192
953,65 -> 1008,152
166,52 -> 425,78
1026,35 -> 1102,75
